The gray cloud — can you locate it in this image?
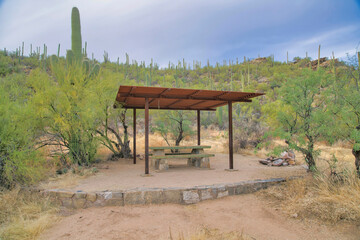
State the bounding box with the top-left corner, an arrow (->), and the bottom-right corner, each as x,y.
0,0 -> 359,67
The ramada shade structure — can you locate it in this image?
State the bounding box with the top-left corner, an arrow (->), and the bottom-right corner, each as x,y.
115,85 -> 264,175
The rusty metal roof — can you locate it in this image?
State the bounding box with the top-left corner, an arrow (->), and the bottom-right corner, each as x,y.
115,85 -> 264,111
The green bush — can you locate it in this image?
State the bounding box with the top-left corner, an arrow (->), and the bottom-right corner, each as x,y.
29,60 -> 101,166
0,82 -> 46,188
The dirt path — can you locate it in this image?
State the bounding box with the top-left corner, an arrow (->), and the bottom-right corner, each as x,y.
40,194 -> 359,240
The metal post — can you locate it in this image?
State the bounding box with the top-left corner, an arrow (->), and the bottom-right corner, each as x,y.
133,108 -> 136,164
145,98 -> 149,174
197,110 -> 201,145
228,101 -> 233,169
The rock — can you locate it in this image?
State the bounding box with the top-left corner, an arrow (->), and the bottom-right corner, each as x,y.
74,192 -> 87,199
57,191 -> 75,198
86,193 -> 97,202
183,190 -> 200,204
124,191 -> 145,205
272,159 -> 285,166
144,189 -> 164,204
199,188 -> 213,200
105,198 -> 124,206
291,213 -> 298,218
73,198 -> 86,209
217,190 -> 229,199
99,191 -> 113,200
163,188 -> 183,203
105,192 -> 124,206
61,198 -> 74,208
226,184 -> 237,195
249,57 -> 268,64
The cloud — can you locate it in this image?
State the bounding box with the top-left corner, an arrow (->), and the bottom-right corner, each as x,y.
272,25 -> 360,61
0,0 -> 359,67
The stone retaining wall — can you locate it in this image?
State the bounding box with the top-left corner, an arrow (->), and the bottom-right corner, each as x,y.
41,178 -> 289,209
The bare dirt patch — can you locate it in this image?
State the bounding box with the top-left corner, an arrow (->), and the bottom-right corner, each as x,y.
40,194 -> 360,240
42,153 -> 306,193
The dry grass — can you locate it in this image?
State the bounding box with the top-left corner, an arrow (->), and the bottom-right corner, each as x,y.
0,187 -> 60,240
169,227 -> 252,240
261,173 -> 360,224
39,167 -> 98,190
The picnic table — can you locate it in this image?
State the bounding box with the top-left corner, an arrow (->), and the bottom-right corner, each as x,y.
149,145 -> 214,171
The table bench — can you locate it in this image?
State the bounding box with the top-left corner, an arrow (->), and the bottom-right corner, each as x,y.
149,145 -> 214,171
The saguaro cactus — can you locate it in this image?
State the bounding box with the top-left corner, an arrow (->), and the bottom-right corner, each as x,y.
241,71 -> 245,91
71,7 -> 82,61
332,51 -> 336,79
317,44 -> 321,70
287,51 -> 289,64
57,44 -> 61,57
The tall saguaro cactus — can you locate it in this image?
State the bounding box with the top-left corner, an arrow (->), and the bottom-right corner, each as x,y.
71,7 -> 82,61
317,44 -> 321,70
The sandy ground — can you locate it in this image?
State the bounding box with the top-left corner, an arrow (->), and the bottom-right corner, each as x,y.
48,153 -> 307,192
40,194 -> 360,240
38,131 -> 359,239
39,137 -> 360,240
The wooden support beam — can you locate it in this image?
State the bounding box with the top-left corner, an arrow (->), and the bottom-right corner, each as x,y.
124,86 -> 136,104
214,91 -> 229,99
188,100 -> 207,108
133,108 -> 136,164
149,98 -> 157,104
241,93 -> 257,99
207,101 -> 228,109
197,110 -> 201,145
228,101 -> 233,169
206,99 -> 251,109
149,88 -> 171,104
166,99 -> 183,108
122,106 -> 217,111
188,90 -> 202,97
145,98 -> 149,174
120,93 -> 252,102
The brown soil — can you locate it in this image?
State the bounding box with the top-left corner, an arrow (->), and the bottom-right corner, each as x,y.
40,194 -> 360,240
44,153 -> 306,192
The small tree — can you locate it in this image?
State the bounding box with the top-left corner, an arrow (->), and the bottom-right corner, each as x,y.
269,69 -> 332,172
96,105 -> 132,159
331,52 -> 360,176
153,110 -> 194,147
93,69 -> 132,159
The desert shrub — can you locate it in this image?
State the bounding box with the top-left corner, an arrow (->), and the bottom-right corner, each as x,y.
21,56 -> 40,69
233,98 -> 266,152
0,51 -> 19,76
233,113 -> 266,151
29,61 -> 101,166
0,78 -> 46,188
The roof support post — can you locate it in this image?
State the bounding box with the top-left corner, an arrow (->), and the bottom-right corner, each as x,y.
197,110 -> 201,145
145,98 -> 149,174
228,101 -> 233,169
133,108 -> 136,164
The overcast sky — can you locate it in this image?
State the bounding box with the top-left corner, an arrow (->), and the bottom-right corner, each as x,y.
0,0 -> 359,67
